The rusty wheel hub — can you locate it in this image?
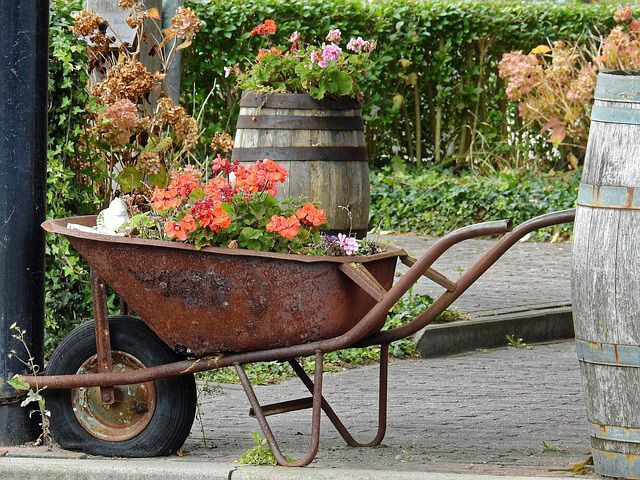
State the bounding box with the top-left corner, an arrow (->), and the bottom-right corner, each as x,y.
71,351 -> 156,442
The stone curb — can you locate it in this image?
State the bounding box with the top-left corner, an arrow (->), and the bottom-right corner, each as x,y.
0,457 -> 581,480
414,303 -> 574,358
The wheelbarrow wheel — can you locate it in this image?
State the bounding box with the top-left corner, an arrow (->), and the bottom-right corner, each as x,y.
45,315 -> 197,457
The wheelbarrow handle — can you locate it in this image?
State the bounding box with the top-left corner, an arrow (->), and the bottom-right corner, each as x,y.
364,208 -> 576,345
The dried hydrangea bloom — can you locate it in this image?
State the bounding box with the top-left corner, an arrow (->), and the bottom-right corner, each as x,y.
118,0 -> 140,9
92,59 -> 165,103
210,132 -> 234,154
169,6 -> 201,39
546,42 -> 579,84
498,52 -> 541,101
602,27 -> 640,70
155,98 -> 199,150
72,10 -> 106,37
566,64 -> 597,103
136,151 -> 162,175
614,7 -> 634,23
94,99 -> 141,146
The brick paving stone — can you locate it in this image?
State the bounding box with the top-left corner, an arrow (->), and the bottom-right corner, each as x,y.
184,341 -> 592,476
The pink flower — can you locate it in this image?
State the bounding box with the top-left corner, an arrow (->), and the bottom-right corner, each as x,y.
326,29 -> 341,44
322,43 -> 342,62
347,37 -> 366,53
289,31 -> 300,43
310,50 -> 322,65
614,7 -> 634,23
338,233 -> 358,255
364,39 -> 377,52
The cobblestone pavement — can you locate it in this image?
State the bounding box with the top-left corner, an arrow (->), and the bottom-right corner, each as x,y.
384,235 -> 572,314
185,341 -> 592,477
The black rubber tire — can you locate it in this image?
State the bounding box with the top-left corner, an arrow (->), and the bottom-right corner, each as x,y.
45,316 -> 196,457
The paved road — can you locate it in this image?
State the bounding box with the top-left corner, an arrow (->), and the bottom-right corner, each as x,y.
384,235 -> 572,315
185,340 -> 592,477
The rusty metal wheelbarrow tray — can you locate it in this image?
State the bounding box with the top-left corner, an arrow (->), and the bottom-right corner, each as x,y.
43,215 -> 402,356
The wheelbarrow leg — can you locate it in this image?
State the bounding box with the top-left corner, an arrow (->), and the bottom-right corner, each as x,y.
90,269 -> 115,405
234,351 -> 324,467
288,343 -> 389,447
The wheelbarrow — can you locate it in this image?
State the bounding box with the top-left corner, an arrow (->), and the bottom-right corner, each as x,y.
20,209 -> 575,465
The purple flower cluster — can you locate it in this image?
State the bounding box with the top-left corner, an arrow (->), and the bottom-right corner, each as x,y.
323,233 -> 359,256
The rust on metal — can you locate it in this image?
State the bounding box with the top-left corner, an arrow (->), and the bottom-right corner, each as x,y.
26,209 -> 575,393
236,115 -> 364,131
400,255 -> 457,292
235,351 -> 324,467
90,270 -> 114,405
249,397 -> 314,418
44,216 -> 400,357
338,263 -> 387,302
231,146 -> 368,162
71,351 -> 156,442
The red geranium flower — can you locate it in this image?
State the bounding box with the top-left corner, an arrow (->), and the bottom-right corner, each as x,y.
266,215 -> 300,239
168,172 -> 201,198
151,187 -> 181,211
251,19 -> 277,36
256,47 -> 283,62
190,197 -> 232,233
295,203 -> 326,227
165,214 -> 197,241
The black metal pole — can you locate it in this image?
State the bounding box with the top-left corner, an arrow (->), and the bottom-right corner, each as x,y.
0,1 -> 48,445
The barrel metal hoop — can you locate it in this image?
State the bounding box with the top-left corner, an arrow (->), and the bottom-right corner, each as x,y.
594,72 -> 640,104
591,104 -> 640,125
240,92 -> 361,110
592,448 -> 640,478
576,338 -> 640,368
236,115 -> 364,131
591,423 -> 640,444
577,182 -> 640,210
231,146 -> 368,162
0,393 -> 27,406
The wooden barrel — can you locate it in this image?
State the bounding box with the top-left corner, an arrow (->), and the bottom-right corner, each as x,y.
231,92 -> 370,234
573,72 -> 640,479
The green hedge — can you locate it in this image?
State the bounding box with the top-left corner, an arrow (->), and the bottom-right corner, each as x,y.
370,167 -> 580,239
184,0 -> 617,168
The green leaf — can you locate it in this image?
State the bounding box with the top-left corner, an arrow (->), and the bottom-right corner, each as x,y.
148,168 -> 168,188
115,167 -> 143,192
8,375 -> 30,392
329,70 -> 353,96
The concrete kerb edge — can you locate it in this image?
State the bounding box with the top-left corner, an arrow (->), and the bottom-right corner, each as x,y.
413,304 -> 574,358
0,457 -> 584,480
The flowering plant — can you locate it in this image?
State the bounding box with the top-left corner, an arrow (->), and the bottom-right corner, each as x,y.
601,6 -> 640,71
71,1 -> 202,207
234,21 -> 378,100
121,145 -> 380,256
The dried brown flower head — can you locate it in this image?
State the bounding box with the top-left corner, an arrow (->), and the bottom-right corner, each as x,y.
169,7 -> 201,39
92,59 -> 165,104
155,98 -> 199,150
210,132 -> 234,154
118,0 -> 140,9
137,151 -> 162,175
72,10 -> 107,37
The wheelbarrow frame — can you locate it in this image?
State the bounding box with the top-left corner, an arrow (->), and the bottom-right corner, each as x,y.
22,208 -> 575,466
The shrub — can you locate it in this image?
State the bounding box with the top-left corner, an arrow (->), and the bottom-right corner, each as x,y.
370,167 -> 580,240
184,0 -> 617,168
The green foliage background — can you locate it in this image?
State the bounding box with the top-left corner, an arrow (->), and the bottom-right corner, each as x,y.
184,0 -> 616,167
45,0 -> 601,352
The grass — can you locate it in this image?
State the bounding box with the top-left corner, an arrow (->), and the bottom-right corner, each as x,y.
197,292 -> 469,385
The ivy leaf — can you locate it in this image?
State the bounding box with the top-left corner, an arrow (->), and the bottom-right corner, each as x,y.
116,167 -> 143,192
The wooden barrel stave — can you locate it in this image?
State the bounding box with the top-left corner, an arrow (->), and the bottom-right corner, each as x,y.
573,72 -> 640,478
232,93 -> 369,233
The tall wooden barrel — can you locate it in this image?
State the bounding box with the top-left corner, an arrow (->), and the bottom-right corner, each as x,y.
573,72 -> 640,479
231,92 -> 370,235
